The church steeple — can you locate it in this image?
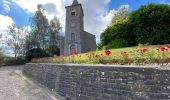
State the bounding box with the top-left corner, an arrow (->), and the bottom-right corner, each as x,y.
72,0 -> 78,5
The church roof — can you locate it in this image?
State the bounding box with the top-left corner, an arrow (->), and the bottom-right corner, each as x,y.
72,0 -> 78,5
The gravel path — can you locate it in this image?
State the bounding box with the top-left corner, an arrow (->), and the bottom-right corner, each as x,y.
0,66 -> 64,100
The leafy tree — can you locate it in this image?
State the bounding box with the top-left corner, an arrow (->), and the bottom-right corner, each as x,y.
48,16 -> 61,46
25,31 -> 39,51
100,5 -> 134,49
101,18 -> 136,48
4,23 -> 28,59
45,16 -> 61,56
101,3 -> 170,49
112,5 -> 130,23
30,4 -> 49,49
129,3 -> 170,45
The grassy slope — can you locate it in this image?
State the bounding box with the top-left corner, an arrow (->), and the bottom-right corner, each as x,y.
32,44 -> 170,64
67,44 -> 170,63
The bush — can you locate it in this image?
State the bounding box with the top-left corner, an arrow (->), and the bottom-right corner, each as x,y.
107,39 -> 130,49
25,48 -> 50,61
0,49 -> 5,64
4,57 -> 27,66
46,45 -> 60,56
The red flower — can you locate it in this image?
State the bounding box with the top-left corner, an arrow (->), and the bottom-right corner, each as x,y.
142,48 -> 148,53
165,45 -> 170,49
158,47 -> 168,52
136,48 -> 148,53
105,50 -> 111,56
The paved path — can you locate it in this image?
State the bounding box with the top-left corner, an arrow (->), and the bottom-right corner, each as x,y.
0,66 -> 64,100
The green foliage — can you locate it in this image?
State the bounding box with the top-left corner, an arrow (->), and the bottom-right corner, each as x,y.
101,3 -> 170,49
25,48 -> 50,61
129,3 -> 170,45
0,49 -> 4,64
101,18 -> 136,49
107,39 -> 130,48
48,16 -> 61,46
5,23 -> 27,59
30,4 -> 49,49
27,5 -> 61,53
112,5 -> 130,23
96,43 -> 103,50
3,57 -> 27,66
46,45 -> 60,56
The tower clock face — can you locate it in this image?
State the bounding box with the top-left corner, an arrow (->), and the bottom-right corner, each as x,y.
71,23 -> 75,27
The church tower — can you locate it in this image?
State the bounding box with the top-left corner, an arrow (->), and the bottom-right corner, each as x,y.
64,0 -> 84,55
62,0 -> 96,55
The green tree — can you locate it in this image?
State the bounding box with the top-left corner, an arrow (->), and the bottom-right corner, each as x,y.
31,4 -> 49,49
25,31 -> 39,51
48,16 -> 61,46
100,5 -> 134,49
101,18 -> 136,49
4,23 -> 28,59
112,5 -> 130,23
101,3 -> 170,49
46,16 -> 61,56
129,3 -> 170,44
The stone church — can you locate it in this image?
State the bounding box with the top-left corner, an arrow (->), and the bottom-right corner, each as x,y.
60,0 -> 96,55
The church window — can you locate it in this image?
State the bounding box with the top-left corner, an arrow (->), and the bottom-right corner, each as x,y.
71,11 -> 76,16
71,33 -> 76,41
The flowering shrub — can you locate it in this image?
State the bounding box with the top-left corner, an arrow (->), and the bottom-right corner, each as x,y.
32,45 -> 170,66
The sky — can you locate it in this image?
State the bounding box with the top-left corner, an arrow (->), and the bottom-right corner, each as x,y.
0,0 -> 170,44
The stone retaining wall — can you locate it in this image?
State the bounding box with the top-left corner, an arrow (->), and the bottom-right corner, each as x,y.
23,63 -> 170,100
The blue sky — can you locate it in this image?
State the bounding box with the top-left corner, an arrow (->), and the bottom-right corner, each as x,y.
109,0 -> 170,10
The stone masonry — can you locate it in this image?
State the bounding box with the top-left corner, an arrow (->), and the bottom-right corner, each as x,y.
60,0 -> 96,56
23,63 -> 170,100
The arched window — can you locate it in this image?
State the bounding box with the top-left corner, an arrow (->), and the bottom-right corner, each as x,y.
70,44 -> 77,55
71,33 -> 76,41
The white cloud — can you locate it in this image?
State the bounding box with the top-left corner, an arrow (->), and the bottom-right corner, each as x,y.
0,14 -> 14,32
2,0 -> 11,4
160,0 -> 165,4
1,0 -> 11,13
12,0 -> 118,43
0,14 -> 14,45
23,26 -> 31,32
2,3 -> 10,13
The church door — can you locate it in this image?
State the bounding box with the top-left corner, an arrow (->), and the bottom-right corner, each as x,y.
70,44 -> 77,55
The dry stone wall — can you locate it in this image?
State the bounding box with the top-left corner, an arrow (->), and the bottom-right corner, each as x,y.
23,63 -> 170,100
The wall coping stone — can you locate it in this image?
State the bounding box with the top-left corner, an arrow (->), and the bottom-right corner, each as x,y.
27,63 -> 170,70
